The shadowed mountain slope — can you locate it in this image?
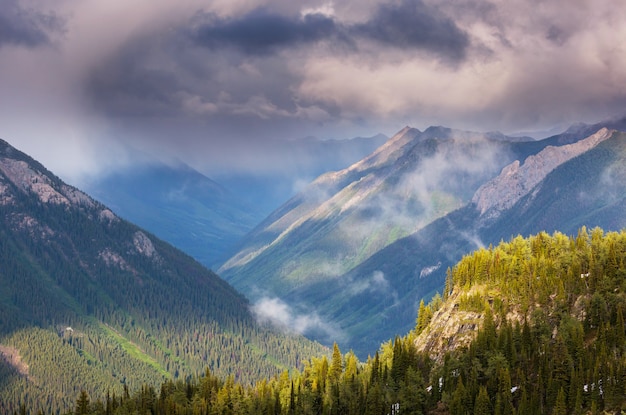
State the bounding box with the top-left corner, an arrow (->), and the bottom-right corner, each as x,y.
219,126 -> 546,354
0,138 -> 327,414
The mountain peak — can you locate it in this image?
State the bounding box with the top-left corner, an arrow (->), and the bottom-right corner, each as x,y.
422,125 -> 452,138
347,126 -> 421,171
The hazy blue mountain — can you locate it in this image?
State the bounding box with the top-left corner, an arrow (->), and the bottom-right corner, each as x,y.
0,138 -> 327,413
212,133 -> 389,215
84,161 -> 262,268
84,134 -> 387,269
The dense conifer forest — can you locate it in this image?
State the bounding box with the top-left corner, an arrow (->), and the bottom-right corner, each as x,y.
15,227 -> 626,414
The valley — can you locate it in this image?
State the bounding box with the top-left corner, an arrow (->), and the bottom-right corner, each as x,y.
2,0 -> 625,412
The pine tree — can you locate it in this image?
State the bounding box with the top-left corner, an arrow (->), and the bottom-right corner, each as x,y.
416,300 -> 430,334
329,343 -> 343,383
75,390 -> 90,415
552,387 -> 566,415
473,386 -> 491,415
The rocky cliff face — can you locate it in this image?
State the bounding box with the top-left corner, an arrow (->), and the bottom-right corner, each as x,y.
413,284 -> 528,361
472,128 -> 614,219
0,142 -> 100,211
0,140 -> 122,246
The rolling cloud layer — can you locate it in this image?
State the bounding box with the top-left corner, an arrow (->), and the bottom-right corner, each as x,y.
0,0 -> 625,181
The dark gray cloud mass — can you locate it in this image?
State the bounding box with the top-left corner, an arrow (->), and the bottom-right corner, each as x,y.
87,0 -> 470,133
0,0 -> 624,181
188,1 -> 468,61
354,0 -> 469,62
190,9 -> 340,55
0,0 -> 64,47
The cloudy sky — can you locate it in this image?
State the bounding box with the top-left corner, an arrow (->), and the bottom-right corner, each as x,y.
1,0 -> 625,181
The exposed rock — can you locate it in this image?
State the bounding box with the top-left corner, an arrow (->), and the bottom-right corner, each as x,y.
0,158 -> 98,210
133,231 -> 157,259
0,179 -> 13,205
98,208 -> 118,223
0,345 -> 30,380
472,128 -> 614,219
98,248 -> 134,273
12,214 -> 55,239
414,286 -> 485,360
61,185 -> 96,208
414,285 -> 527,361
0,158 -> 69,205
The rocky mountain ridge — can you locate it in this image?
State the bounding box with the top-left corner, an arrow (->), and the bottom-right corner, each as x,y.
472,127 -> 614,219
0,151 -> 97,209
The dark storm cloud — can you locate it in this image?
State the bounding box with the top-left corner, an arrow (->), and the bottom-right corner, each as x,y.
3,0 -> 625,182
189,9 -> 340,55
87,1 -> 470,122
86,28 -> 309,120
188,3 -> 468,61
88,39 -> 183,117
0,0 -> 64,47
354,0 -> 469,62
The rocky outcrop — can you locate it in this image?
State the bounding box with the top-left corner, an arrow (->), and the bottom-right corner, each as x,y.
0,345 -> 31,380
414,285 -> 526,361
0,158 -> 70,205
0,147 -> 117,229
0,157 -> 97,209
132,231 -> 159,261
414,286 -> 485,360
472,128 -> 614,219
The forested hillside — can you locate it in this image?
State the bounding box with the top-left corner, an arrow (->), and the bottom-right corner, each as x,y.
50,228 -> 626,414
0,139 -> 328,414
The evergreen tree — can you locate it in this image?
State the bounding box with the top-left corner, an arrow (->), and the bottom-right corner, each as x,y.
75,390 -> 90,415
552,387 -> 566,415
329,343 -> 343,383
473,386 -> 491,415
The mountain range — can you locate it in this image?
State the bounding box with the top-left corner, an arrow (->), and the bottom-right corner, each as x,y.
83,134 -> 387,269
2,115 -> 626,411
0,139 -> 327,414
219,117 -> 626,357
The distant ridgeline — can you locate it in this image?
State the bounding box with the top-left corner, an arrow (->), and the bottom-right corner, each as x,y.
31,228 -> 626,415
